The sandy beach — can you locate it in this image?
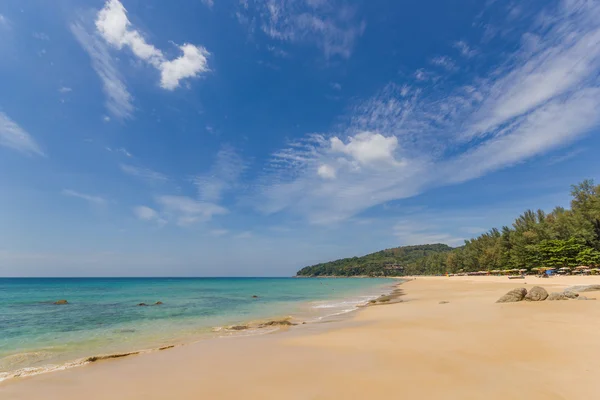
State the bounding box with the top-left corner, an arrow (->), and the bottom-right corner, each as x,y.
2,275 -> 600,400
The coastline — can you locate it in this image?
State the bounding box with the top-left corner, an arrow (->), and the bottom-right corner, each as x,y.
2,275 -> 600,399
0,278 -> 397,384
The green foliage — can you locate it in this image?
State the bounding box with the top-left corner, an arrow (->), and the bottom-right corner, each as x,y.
296,244 -> 453,277
296,180 -> 600,276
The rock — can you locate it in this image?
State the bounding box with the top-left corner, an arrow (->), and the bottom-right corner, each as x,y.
548,292 -> 568,301
154,301 -> 163,305
137,303 -> 148,306
576,296 -> 596,301
524,286 -> 548,301
564,285 -> 600,293
563,291 -> 579,299
229,325 -> 249,330
496,288 -> 527,303
259,319 -> 296,327
53,300 -> 68,305
439,301 -> 449,304
252,295 -> 258,298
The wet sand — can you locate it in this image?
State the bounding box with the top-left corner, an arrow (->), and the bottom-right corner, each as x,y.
2,275 -> 600,399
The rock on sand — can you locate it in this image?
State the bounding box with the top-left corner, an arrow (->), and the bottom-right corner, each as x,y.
496,288 -> 527,303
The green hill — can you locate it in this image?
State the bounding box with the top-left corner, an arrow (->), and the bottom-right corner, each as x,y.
296,244 -> 453,277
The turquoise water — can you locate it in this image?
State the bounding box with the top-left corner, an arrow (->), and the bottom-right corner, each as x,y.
0,278 -> 393,381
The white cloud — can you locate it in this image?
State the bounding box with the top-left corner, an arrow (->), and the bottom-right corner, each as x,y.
133,205 -> 158,220
238,0 -> 365,59
317,164 -> 336,179
252,0 -> 600,224
71,21 -> 134,119
159,44 -> 210,90
330,132 -> 400,166
330,82 -> 342,90
210,229 -> 229,236
120,164 -> 168,184
0,112 -> 44,156
156,195 -> 228,226
58,86 -> 72,93
201,0 -> 214,8
62,189 -> 107,205
95,0 -> 210,90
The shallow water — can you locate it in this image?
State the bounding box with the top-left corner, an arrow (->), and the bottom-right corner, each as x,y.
0,277 -> 393,380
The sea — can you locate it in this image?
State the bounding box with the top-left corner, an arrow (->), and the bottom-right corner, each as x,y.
0,277 -> 395,382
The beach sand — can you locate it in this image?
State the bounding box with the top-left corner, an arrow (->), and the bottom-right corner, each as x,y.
2,275 -> 600,399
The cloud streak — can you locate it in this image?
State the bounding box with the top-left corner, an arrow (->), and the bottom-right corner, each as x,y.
62,189 -> 107,205
71,21 -> 134,119
0,112 -> 44,156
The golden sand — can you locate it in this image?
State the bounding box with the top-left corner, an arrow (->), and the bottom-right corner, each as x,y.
2,275 -> 600,399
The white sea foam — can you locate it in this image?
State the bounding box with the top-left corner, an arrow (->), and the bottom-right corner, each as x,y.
0,359 -> 89,383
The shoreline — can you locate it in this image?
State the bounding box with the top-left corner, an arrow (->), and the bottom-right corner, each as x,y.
3,275 -> 600,399
0,279 -> 398,384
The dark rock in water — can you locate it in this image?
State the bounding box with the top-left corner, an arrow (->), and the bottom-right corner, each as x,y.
548,292 -> 568,301
496,288 -> 527,303
154,301 -> 163,305
565,285 -> 600,293
138,303 -> 148,306
439,301 -> 449,304
563,291 -> 579,299
54,300 -> 68,305
252,295 -> 258,298
524,286 -> 548,301
259,319 -> 296,327
229,325 -> 249,330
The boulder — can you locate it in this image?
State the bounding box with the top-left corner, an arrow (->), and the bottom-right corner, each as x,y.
496,288 -> 527,303
54,299 -> 68,305
564,285 -> 600,293
524,286 -> 548,301
576,296 -> 596,301
548,292 -> 568,301
154,301 -> 163,305
439,301 -> 450,304
137,303 -> 148,306
252,295 -> 259,298
563,291 -> 579,299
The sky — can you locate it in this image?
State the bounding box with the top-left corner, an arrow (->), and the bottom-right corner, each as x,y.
1,0 -> 600,277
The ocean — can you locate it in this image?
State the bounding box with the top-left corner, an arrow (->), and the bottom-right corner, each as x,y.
0,277 -> 394,381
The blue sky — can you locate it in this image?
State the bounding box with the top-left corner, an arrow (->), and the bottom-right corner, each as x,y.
1,0 -> 600,276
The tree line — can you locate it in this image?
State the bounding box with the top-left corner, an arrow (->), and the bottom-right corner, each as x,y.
297,180 -> 600,277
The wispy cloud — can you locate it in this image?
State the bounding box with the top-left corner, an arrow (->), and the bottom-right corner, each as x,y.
252,0 -> 600,224
120,164 -> 168,184
71,21 -> 134,120
95,0 -> 210,90
193,146 -> 246,202
0,14 -> 10,29
58,86 -> 72,93
453,40 -> 477,58
156,195 -> 228,226
0,112 -> 44,156
238,0 -> 365,59
62,189 -> 107,205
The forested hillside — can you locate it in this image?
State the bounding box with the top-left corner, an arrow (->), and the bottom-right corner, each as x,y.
297,180 -> 600,277
296,244 -> 453,276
